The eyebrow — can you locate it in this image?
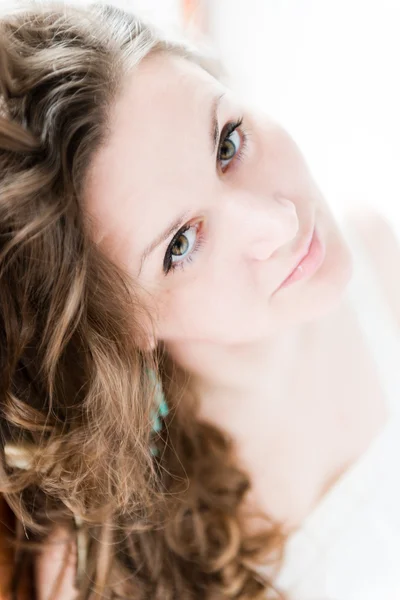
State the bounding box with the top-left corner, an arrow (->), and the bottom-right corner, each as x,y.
210,92 -> 225,155
138,93 -> 225,275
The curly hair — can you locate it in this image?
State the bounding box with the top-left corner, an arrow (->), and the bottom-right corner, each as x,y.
0,2 -> 286,598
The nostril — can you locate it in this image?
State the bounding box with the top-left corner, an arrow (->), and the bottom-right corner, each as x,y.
275,194 -> 298,218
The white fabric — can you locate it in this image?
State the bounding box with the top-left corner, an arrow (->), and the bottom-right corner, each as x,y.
272,219 -> 400,600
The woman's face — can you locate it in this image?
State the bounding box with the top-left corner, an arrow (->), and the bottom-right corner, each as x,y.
84,52 -> 352,347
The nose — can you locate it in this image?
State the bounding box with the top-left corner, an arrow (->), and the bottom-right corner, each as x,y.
221,191 -> 299,261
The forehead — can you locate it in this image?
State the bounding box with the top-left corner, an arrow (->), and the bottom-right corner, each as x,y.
84,53 -> 224,255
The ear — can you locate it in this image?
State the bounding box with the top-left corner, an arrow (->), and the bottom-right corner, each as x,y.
130,321 -> 157,352
141,332 -> 157,353
129,287 -> 160,353
133,310 -> 158,353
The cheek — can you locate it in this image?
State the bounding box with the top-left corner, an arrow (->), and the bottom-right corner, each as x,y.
155,271 -> 271,343
157,281 -> 232,340
241,120 -> 316,201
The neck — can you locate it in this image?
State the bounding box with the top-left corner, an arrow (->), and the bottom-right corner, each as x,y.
165,293 -> 357,438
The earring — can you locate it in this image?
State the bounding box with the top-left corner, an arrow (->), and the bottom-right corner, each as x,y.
146,368 -> 169,456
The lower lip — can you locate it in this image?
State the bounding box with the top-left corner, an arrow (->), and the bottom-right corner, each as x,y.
277,227 -> 326,290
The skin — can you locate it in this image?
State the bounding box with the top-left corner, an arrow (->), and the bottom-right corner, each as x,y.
83,51 -> 356,420
6,51 -> 399,598
85,52 -> 352,351
83,51 -> 388,527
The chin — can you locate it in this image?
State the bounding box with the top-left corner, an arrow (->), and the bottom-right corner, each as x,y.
273,227 -> 354,326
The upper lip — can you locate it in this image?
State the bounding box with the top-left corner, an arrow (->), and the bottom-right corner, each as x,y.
277,225 -> 315,288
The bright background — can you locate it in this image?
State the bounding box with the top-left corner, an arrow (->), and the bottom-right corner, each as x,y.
208,0 -> 400,234
1,0 -> 399,232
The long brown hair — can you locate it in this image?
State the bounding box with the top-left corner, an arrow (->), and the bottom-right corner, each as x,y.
0,2 -> 285,598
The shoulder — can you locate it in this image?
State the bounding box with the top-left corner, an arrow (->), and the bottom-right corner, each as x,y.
343,206 -> 400,329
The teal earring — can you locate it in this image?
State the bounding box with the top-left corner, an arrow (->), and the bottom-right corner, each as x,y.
147,368 -> 169,456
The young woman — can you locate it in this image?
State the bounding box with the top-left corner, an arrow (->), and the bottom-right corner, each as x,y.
1,2 -> 400,599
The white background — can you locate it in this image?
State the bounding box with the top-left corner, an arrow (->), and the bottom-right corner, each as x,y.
208,0 -> 400,232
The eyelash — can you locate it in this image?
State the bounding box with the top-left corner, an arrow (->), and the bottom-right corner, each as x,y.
163,221 -> 206,275
218,117 -> 249,172
163,117 -> 249,275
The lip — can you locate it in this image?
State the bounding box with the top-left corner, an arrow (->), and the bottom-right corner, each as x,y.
274,225 -> 326,292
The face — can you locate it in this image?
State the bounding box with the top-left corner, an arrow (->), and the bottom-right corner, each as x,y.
84,52 -> 352,349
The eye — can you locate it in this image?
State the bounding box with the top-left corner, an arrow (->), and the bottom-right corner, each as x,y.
170,226 -> 196,261
218,118 -> 246,171
163,221 -> 204,274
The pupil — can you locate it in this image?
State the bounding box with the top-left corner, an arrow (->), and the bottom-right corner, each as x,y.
172,234 -> 188,256
220,139 -> 235,160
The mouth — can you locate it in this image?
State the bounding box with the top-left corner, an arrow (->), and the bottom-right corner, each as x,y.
273,224 -> 325,292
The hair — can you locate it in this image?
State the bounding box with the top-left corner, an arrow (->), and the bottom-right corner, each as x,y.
0,2 -> 286,598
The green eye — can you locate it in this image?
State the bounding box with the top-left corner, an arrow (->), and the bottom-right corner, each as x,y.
220,136 -> 237,161
163,223 -> 201,274
171,233 -> 189,257
218,123 -> 242,170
